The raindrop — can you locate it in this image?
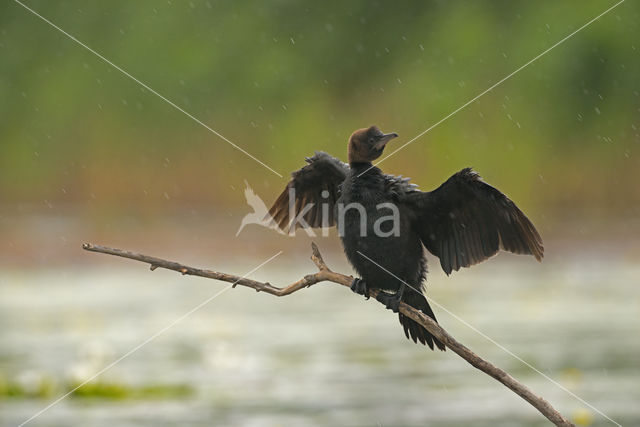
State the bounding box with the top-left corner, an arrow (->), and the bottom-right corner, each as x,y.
290,37 -> 295,45
419,44 -> 424,51
594,107 -> 601,115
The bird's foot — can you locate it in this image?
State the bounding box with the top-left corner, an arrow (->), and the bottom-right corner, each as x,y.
350,278 -> 370,299
376,291 -> 401,313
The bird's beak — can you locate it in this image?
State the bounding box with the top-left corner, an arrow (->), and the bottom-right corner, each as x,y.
375,132 -> 398,150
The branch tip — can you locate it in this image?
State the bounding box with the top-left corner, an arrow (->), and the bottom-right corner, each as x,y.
310,242 -> 328,271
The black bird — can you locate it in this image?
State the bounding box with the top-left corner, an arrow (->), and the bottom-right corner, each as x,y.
268,126 -> 543,350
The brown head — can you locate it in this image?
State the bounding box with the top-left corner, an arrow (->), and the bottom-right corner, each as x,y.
347,126 -> 398,164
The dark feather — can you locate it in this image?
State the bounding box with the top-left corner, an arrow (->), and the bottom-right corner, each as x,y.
404,168 -> 543,275
267,152 -> 349,231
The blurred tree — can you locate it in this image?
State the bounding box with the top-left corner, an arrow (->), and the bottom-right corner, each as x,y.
0,0 -> 637,220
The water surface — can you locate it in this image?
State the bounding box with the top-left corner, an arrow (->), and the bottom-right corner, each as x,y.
1,255 -> 638,426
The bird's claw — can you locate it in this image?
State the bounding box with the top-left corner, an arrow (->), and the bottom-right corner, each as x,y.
376,292 -> 401,313
350,278 -> 370,299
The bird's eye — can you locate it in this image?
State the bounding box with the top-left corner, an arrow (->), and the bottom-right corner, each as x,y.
368,138 -> 374,143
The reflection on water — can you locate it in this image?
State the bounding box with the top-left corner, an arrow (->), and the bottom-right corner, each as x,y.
1,255 -> 638,426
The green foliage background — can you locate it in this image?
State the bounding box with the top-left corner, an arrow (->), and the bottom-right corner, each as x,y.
1,1 -> 638,219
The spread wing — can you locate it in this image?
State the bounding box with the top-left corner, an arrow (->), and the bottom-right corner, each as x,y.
405,168 -> 543,275
268,151 -> 349,232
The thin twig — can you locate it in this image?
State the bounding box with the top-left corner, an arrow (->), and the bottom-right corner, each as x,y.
82,242 -> 574,426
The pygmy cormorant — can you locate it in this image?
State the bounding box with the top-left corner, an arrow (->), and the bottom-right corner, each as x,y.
268,126 -> 543,350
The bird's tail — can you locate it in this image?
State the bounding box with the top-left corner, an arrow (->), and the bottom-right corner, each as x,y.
399,289 -> 445,351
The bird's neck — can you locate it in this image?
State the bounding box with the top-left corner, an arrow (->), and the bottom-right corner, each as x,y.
348,161 -> 373,169
348,162 -> 383,181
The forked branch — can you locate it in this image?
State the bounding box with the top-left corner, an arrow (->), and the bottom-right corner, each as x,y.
82,242 -> 574,426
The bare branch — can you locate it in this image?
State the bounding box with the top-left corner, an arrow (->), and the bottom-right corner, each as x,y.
82,242 -> 574,426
